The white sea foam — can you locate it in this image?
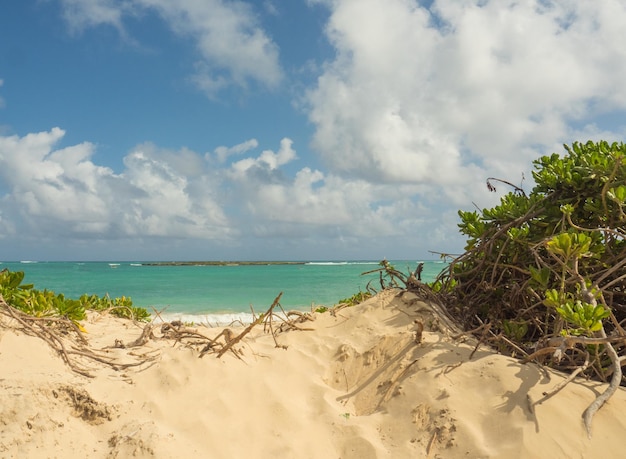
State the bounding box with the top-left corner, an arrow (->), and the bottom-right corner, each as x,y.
154,308 -> 307,327
156,311 -> 259,327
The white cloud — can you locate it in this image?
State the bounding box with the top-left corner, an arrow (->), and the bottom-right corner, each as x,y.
263,1 -> 279,16
56,0 -> 283,93
224,137 -> 452,245
229,137 -> 297,178
0,128 -> 466,259
0,128 -> 232,240
58,0 -> 128,34
121,147 -> 230,237
0,128 -> 110,223
213,138 -> 259,163
137,0 -> 283,91
306,0 -> 626,198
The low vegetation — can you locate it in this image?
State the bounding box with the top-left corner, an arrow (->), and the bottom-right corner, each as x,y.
437,141 -> 625,366
340,141 -> 626,436
434,140 -> 626,435
0,269 -> 150,323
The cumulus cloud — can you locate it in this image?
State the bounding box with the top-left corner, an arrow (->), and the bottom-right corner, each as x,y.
138,0 -> 283,91
57,0 -> 283,93
121,147 -> 229,238
0,111 -> 476,261
1,129 -> 460,259
229,137 -> 297,180
58,0 -> 128,34
306,0 -> 626,197
224,138 -> 450,247
0,128 -> 232,240
0,128 -> 111,224
213,138 -> 259,163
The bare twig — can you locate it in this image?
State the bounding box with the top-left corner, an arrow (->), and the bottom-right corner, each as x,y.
582,328 -> 622,438
215,292 -> 283,358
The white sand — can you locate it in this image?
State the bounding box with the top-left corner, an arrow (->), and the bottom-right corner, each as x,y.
1,290 -> 624,458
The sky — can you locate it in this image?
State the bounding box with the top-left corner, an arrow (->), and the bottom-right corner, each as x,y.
1,0 -> 626,262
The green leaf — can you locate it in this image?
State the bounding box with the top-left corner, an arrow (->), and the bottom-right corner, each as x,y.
543,289 -> 562,308
547,232 -> 592,260
607,185 -> 626,203
556,299 -> 608,335
529,266 -> 550,288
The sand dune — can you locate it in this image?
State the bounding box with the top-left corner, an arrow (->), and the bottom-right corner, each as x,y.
1,290 -> 624,458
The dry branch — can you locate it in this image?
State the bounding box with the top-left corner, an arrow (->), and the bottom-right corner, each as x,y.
0,296 -> 158,377
215,292 -> 283,358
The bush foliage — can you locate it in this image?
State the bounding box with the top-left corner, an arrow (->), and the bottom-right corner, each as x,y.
437,140 -> 626,383
0,268 -> 150,323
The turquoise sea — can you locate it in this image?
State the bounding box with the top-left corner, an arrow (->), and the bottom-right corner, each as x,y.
0,260 -> 447,324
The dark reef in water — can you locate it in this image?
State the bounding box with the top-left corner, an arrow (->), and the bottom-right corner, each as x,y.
142,261 -> 306,267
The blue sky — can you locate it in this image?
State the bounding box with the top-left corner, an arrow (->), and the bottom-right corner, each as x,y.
1,0 -> 626,261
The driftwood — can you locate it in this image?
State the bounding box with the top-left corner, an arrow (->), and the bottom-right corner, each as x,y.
199,291 -> 315,358
1,291 -> 315,377
0,296 -> 158,378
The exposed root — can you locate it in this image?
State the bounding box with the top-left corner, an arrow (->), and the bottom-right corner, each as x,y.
2,288 -> 319,378
1,297 -> 160,378
60,385 -> 113,423
582,330 -> 622,438
531,352 -> 590,408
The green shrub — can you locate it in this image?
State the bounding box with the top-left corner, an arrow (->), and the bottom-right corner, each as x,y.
336,291 -> 372,307
0,269 -> 150,322
439,140 -> 626,379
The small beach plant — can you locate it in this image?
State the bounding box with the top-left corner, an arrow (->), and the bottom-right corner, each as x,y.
336,290 -> 372,307
0,268 -> 150,323
78,293 -> 151,321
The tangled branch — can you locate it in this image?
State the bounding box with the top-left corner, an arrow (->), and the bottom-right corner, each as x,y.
0,296 -> 157,377
1,291 -> 315,378
435,141 -> 626,436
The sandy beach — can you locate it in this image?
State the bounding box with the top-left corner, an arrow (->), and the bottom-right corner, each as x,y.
1,289 -> 625,458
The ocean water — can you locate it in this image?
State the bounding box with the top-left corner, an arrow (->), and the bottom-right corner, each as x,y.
0,260 -> 447,324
